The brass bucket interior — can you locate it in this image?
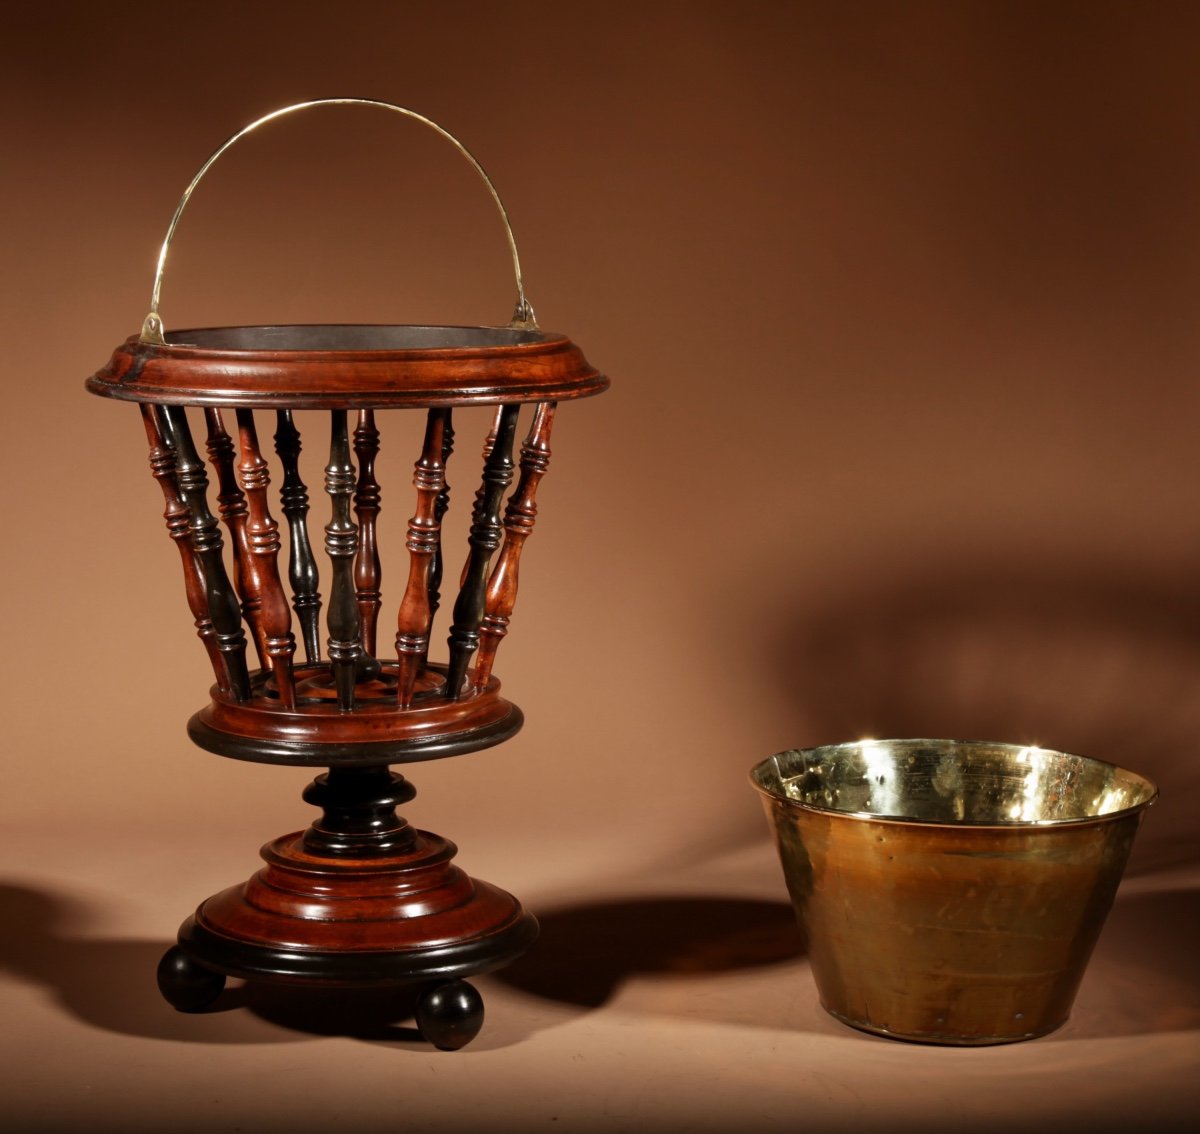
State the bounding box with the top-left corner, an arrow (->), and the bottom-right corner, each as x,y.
751,739 -> 1157,1044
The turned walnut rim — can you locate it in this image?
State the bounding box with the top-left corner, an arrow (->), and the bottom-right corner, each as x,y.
86,323 -> 610,408
185,662 -> 526,766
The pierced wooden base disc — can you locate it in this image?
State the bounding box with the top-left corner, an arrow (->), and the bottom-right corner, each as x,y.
172,827 -> 538,987
188,662 -> 524,766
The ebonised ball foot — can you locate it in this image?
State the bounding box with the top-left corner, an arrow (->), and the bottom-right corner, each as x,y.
415,979 -> 485,1050
157,946 -> 227,1012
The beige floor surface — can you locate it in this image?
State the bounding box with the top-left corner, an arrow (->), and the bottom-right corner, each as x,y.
3,832 -> 1196,1134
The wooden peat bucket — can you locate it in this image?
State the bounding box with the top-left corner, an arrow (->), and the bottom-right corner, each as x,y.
84,98 -> 608,1050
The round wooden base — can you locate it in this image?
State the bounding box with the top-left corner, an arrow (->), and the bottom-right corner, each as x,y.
181,828 -> 538,983
156,800 -> 538,1049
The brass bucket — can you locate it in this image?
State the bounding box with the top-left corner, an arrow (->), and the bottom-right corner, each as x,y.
751,739 -> 1156,1044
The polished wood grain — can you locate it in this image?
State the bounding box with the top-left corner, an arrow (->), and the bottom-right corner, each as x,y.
394,408 -> 450,708
273,410 -> 322,664
174,765 -> 538,981
474,401 -> 556,690
203,409 -> 254,659
324,410 -> 363,710
480,404 -> 504,461
454,407 -> 501,599
140,404 -> 228,691
160,405 -> 252,701
445,405 -> 519,698
89,328 -> 608,409
235,409 -> 297,709
189,660 -> 521,765
352,409 -> 383,657
427,410 -> 456,638
158,765 -> 538,1050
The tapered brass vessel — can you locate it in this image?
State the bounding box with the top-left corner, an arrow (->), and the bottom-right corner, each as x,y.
752,739 -> 1156,1044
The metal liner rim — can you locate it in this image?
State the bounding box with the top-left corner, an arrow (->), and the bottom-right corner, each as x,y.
145,323 -> 566,355
749,736 -> 1159,830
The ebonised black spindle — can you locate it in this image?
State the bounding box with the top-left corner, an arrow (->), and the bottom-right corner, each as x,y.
140,405 -> 229,692
204,410 -> 259,666
274,410 -> 322,664
353,409 -> 383,658
160,405 -> 252,701
324,410 -> 363,710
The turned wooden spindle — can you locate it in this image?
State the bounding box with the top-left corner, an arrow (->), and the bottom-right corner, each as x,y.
235,409 -> 297,709
203,409 -> 255,662
207,408 -> 297,706
427,410 -> 455,639
445,404 -> 520,698
481,405 -> 504,459
460,407 -> 505,591
160,405 -> 252,701
352,409 -> 383,658
140,405 -> 230,692
324,410 -> 363,710
274,410 -> 322,664
394,408 -> 450,708
474,402 -> 557,690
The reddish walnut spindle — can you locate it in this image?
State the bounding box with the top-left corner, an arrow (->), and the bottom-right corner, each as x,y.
474,401 -> 556,689
160,405 -> 252,701
445,405 -> 519,698
395,408 -> 451,708
140,405 -> 229,692
234,409 -> 297,709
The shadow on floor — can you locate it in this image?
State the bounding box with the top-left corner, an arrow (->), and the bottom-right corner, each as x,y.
0,880 -> 810,1045
5,875 -> 1193,1048
496,895 -> 805,1008
1064,885 -> 1200,1039
0,881 -> 431,1048
496,883 -> 1200,1043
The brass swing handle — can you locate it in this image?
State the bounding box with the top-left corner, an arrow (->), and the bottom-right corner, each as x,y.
139,97 -> 536,345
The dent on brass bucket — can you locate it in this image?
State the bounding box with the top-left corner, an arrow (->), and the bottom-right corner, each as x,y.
750,739 -> 1156,1045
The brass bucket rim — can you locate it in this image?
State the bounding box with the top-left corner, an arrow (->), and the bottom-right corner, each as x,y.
750,737 -> 1158,831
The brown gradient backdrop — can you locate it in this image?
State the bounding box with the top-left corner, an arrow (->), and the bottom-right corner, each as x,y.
2,2 -> 1198,1132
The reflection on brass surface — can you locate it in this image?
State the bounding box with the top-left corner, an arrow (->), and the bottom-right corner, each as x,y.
751,739 -> 1156,1044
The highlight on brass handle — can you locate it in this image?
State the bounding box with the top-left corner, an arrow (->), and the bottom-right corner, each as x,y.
140,98 -> 536,344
